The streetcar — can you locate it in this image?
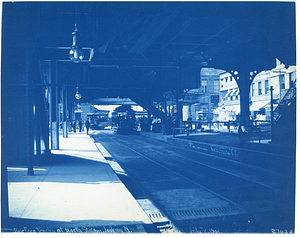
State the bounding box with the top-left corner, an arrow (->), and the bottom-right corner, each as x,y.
111,105 -> 138,134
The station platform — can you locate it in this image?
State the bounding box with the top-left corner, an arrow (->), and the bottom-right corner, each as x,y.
5,132 -> 153,233
140,130 -> 295,157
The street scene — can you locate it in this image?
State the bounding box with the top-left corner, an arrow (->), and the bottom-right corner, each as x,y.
1,1 -> 296,234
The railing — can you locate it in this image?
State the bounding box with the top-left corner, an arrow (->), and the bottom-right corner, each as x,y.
273,79 -> 296,121
179,120 -> 272,144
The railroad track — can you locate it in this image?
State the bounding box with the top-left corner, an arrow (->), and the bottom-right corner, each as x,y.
91,132 -> 295,233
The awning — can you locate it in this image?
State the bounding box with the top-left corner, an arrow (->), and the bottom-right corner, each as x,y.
214,105 -> 240,114
264,102 -> 278,108
224,88 -> 239,98
228,90 -> 234,97
226,105 -> 240,114
232,88 -> 239,96
224,90 -> 231,98
250,101 -> 269,111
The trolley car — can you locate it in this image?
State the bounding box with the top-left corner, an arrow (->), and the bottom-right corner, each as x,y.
111,105 -> 138,134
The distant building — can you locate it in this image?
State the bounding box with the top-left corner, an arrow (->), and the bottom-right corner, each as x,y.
183,68 -> 221,121
214,71 -> 240,122
77,104 -> 101,121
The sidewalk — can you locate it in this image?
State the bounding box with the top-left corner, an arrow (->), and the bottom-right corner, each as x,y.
6,132 -> 152,233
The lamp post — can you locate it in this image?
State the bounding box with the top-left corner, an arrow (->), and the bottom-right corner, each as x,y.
62,84 -> 68,138
270,86 -> 274,142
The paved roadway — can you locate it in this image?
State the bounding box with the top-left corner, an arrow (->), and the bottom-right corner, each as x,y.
91,130 -> 295,234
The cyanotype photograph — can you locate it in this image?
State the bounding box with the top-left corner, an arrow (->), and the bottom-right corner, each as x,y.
1,0 -> 297,234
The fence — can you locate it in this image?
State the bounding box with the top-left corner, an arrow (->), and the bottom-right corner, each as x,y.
180,120 -> 272,144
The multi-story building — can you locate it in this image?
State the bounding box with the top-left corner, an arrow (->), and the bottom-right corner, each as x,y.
213,71 -> 240,122
214,59 -> 296,122
250,61 -> 296,121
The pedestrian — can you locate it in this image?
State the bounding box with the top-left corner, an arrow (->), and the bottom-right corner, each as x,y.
197,116 -> 202,128
73,120 -> 77,133
238,124 -> 248,146
85,119 -> 90,134
187,116 -> 192,130
79,120 -> 83,132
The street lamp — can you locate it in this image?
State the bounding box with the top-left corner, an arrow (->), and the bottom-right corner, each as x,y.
75,86 -> 82,112
75,86 -> 82,100
69,24 -> 84,63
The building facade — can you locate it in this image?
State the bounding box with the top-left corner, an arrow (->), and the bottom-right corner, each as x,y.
250,61 -> 296,121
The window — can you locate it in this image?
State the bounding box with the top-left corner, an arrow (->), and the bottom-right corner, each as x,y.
291,72 -> 296,82
222,91 -> 227,101
258,81 -> 262,95
265,80 -> 269,94
252,83 -> 255,96
280,75 -> 285,89
214,85 -> 219,93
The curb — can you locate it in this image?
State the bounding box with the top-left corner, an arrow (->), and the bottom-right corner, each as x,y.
140,132 -> 294,173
